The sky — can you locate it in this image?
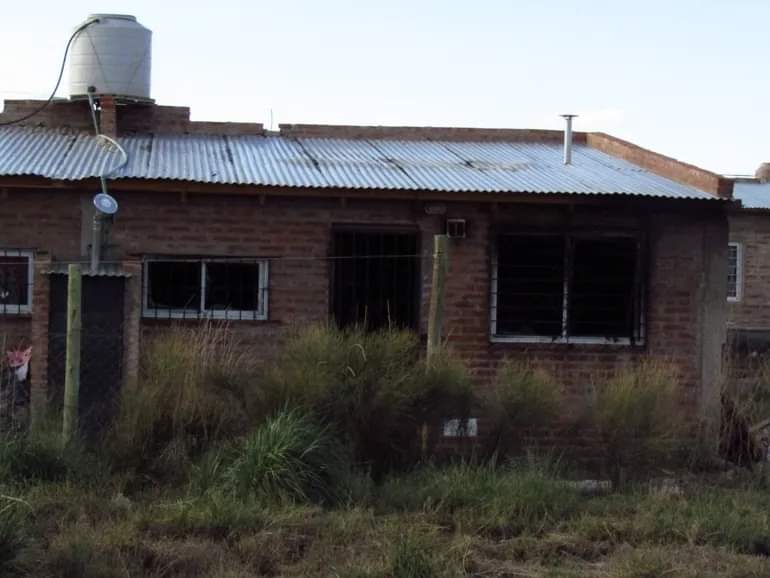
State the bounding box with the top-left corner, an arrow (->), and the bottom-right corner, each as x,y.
0,0 -> 767,175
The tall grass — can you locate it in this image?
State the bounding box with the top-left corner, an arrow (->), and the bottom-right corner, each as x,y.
591,360 -> 684,487
485,359 -> 561,457
378,461 -> 581,537
225,409 -> 349,504
264,325 -> 474,475
110,322 -> 255,479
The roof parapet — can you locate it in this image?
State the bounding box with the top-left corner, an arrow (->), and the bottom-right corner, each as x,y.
279,123 -> 588,144
0,99 -> 263,136
585,132 -> 733,199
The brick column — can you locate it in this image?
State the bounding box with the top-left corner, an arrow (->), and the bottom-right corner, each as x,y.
100,96 -> 117,137
30,252 -> 51,426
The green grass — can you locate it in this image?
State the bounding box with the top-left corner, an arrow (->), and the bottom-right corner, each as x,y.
0,461 -> 769,577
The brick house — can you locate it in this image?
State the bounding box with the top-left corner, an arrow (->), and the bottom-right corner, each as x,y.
727,166 -> 770,357
0,98 -> 732,443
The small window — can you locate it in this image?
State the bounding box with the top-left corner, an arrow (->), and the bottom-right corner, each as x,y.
143,258 -> 268,320
0,250 -> 33,314
492,234 -> 642,344
727,242 -> 742,302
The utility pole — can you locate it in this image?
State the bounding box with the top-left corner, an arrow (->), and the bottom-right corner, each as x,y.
62,264 -> 82,444
427,234 -> 449,365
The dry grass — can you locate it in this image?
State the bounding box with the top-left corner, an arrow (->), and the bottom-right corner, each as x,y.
110,322 -> 257,480
485,358 -> 562,457
591,360 -> 685,486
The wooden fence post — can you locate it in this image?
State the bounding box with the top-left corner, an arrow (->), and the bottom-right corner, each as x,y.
62,264 -> 81,444
427,234 -> 449,365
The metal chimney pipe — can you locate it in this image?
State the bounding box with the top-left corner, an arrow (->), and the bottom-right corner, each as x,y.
561,114 -> 577,165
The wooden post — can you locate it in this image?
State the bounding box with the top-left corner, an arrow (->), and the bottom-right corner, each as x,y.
427,234 -> 449,364
62,264 -> 82,444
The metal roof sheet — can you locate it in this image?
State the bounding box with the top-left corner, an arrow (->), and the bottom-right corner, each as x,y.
734,181 -> 770,209
42,263 -> 132,277
0,126 -> 717,200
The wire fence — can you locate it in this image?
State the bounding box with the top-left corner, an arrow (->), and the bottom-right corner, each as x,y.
0,247 -> 436,434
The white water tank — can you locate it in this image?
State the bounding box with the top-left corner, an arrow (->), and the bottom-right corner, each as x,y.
69,14 -> 152,101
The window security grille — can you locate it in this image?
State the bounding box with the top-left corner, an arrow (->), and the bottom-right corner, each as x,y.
143,258 -> 268,320
0,250 -> 33,315
491,234 -> 643,344
727,243 -> 742,302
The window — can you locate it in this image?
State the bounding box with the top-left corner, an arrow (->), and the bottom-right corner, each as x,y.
727,242 -> 742,302
491,234 -> 643,344
332,230 -> 419,330
0,250 -> 33,314
143,258 -> 268,320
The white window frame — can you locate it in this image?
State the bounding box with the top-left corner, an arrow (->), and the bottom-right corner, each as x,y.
0,249 -> 33,315
727,242 -> 743,303
489,234 -> 644,346
142,257 -> 269,320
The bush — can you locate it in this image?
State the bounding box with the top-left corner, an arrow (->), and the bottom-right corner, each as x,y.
0,426 -> 105,486
485,359 -> 561,457
110,322 -> 255,480
591,360 -> 684,487
225,409 -> 350,504
264,325 -> 474,475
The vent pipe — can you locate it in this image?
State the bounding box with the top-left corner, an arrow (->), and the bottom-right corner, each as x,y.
561,114 -> 577,165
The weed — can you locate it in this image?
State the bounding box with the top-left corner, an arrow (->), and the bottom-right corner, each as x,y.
265,325 -> 474,475
225,408 -> 350,504
378,461 -> 581,537
485,359 -> 562,457
110,322 -> 255,481
591,360 -> 684,486
389,534 -> 435,578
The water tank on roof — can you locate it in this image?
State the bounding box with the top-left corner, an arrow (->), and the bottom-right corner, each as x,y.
69,14 -> 152,102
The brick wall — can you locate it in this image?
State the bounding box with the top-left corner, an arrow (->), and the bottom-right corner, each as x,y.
0,185 -> 727,440
728,213 -> 770,329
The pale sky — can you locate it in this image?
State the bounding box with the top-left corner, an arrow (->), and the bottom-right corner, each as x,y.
1,0 -> 767,175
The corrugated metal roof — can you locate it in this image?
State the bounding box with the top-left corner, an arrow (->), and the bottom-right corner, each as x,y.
734,181 -> 770,209
0,126 -> 717,200
42,263 -> 132,277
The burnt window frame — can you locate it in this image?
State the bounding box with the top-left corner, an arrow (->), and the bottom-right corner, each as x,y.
0,249 -> 33,315
142,257 -> 269,321
329,225 -> 422,331
490,230 -> 645,345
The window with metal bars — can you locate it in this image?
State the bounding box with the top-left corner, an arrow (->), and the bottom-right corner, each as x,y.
143,258 -> 268,320
727,242 -> 742,302
492,234 -> 643,344
0,250 -> 33,315
332,230 -> 419,330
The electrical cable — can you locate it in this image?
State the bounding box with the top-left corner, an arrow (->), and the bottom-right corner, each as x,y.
0,18 -> 99,127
